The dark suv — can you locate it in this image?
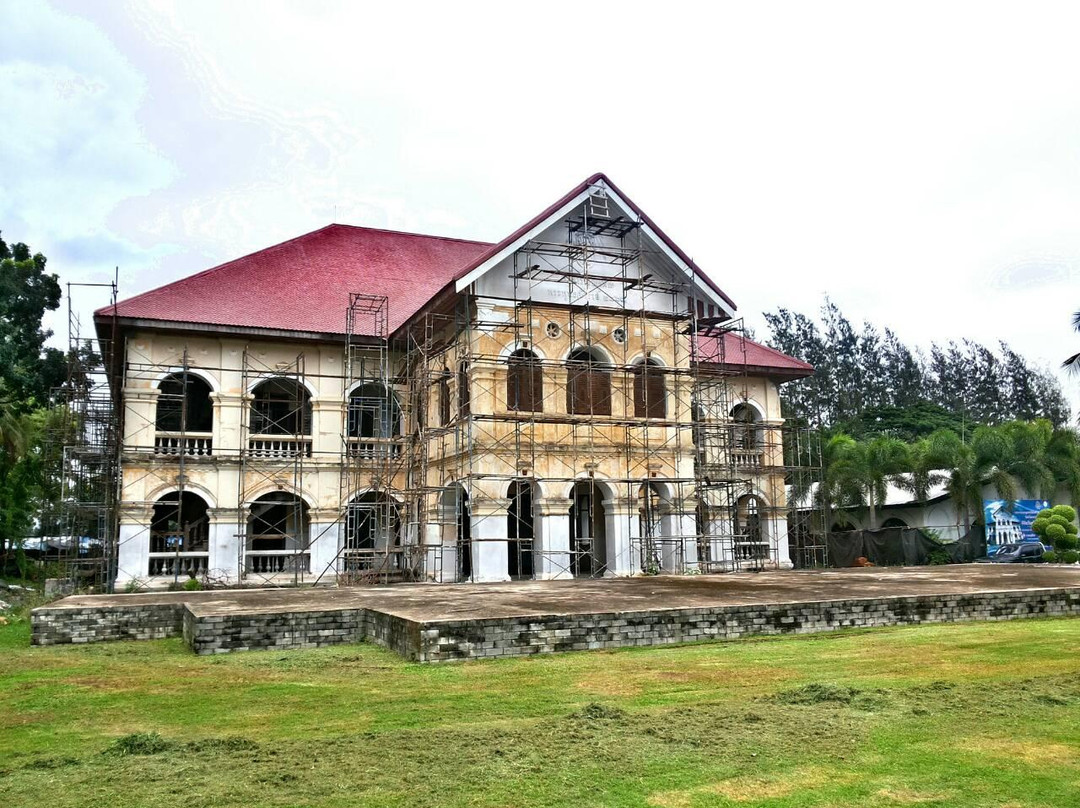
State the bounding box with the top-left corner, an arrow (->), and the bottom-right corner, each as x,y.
976,543 -> 1048,563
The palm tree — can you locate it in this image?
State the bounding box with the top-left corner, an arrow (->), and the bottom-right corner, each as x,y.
818,433 -> 862,530
1064,310 -> 1080,371
927,426 -> 1020,538
848,436 -> 911,529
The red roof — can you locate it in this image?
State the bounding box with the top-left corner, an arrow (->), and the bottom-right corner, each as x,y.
97,224 -> 491,336
95,174 -> 811,377
694,332 -> 814,379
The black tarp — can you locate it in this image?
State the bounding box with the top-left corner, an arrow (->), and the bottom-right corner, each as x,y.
826,526 -> 986,567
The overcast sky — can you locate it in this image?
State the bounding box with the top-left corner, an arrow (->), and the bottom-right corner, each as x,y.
2,0 -> 1078,410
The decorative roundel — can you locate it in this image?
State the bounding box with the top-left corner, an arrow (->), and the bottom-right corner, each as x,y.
612,327 -> 627,344
545,322 -> 561,339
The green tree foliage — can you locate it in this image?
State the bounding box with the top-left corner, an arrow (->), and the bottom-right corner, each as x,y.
1031,505 -> 1078,558
0,232 -> 64,407
820,420 -> 1079,537
0,233 -> 64,575
763,298 -> 1071,429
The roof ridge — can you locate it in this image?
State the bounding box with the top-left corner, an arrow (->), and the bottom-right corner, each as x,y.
95,223 -> 493,316
326,222 -> 493,246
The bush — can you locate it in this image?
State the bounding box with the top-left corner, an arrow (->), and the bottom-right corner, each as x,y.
1046,523 -> 1068,542
1051,505 -> 1077,522
1043,550 -> 1058,563
927,548 -> 951,566
1060,550 -> 1080,564
1055,533 -> 1079,551
182,578 -> 203,592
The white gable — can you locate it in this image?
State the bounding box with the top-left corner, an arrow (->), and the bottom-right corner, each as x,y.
455,178 -> 735,319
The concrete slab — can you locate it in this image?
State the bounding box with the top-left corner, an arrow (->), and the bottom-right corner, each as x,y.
44,564 -> 1080,622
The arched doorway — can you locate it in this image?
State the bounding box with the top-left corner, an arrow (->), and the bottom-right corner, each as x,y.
734,494 -> 769,567
247,492 -> 310,575
569,480 -> 608,577
149,492 -> 210,578
441,485 -> 471,581
344,491 -> 402,573
507,480 -> 535,579
637,482 -> 668,574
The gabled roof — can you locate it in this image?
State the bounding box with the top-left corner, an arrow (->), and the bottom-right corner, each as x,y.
451,172 -> 737,316
97,224 -> 491,337
94,174 -> 808,378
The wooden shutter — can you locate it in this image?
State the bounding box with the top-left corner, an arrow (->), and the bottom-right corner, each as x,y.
458,363 -> 470,418
588,368 -> 611,415
633,364 -> 666,418
439,374 -> 451,425
507,354 -> 543,412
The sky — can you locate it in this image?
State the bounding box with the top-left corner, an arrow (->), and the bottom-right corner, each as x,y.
2,0 -> 1078,411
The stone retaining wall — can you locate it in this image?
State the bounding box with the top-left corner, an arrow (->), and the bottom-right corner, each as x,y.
415,588 -> 1080,661
32,602 -> 184,646
31,587 -> 1080,661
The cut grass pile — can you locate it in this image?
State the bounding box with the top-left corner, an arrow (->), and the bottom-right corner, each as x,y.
1,616 -> 1079,807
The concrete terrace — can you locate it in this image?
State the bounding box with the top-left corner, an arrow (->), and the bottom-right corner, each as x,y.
32,565 -> 1080,661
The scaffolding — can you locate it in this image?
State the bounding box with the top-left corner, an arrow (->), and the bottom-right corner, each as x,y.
44,194 -> 826,593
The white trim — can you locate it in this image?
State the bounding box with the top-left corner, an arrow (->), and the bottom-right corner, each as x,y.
246,373 -> 318,397
453,189 -> 593,292
146,482 -> 219,510
453,179 -> 736,318
154,367 -> 220,393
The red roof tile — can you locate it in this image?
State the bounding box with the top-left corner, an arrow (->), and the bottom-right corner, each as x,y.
94,175 -> 810,377
97,224 -> 491,337
694,332 -> 814,378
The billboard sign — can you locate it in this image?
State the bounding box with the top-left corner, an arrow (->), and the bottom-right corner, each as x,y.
983,499 -> 1051,546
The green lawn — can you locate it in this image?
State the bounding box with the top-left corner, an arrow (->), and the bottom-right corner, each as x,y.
1,616 -> 1079,807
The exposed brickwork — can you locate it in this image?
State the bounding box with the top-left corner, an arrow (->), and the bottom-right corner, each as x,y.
31,587 -> 1080,661
32,603 -> 184,646
416,589 -> 1080,662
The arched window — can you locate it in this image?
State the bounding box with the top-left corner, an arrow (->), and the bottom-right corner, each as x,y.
247,492 -> 310,575
881,517 -> 908,529
457,362 -> 471,419
155,373 -> 213,455
149,492 -> 210,577
507,349 -> 543,412
730,403 -> 762,450
566,347 -> 611,416
633,358 -> 666,419
250,378 -> 311,435
344,491 -> 401,572
347,383 -> 402,458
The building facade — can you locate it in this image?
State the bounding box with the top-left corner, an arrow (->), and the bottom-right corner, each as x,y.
98,174 -> 813,588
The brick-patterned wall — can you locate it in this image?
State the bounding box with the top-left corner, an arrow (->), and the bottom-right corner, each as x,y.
415,589 -> 1080,662
32,603 -> 184,646
31,587 -> 1080,661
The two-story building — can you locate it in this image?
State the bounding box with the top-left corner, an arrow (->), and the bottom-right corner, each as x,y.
96,174 -> 812,589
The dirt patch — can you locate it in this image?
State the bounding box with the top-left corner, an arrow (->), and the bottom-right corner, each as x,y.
649,766 -> 835,807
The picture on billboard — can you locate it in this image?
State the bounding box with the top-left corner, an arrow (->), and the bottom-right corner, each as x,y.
983,499 -> 1052,546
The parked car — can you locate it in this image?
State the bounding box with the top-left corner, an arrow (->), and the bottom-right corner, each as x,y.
976,543 -> 1049,563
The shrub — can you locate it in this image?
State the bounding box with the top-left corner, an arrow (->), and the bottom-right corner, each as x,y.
1060,550 -> 1080,564
1052,505 -> 1077,522
1043,550 -> 1058,563
182,578 -> 203,592
1046,523 -> 1068,542
1055,533 -> 1079,551
927,548 -> 951,566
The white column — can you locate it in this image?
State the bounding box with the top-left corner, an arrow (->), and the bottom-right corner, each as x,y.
773,515 -> 793,569
470,497 -> 510,583
116,505 -> 153,587
604,499 -> 637,577
661,510 -> 699,573
536,499 -> 572,579
207,508 -> 241,585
